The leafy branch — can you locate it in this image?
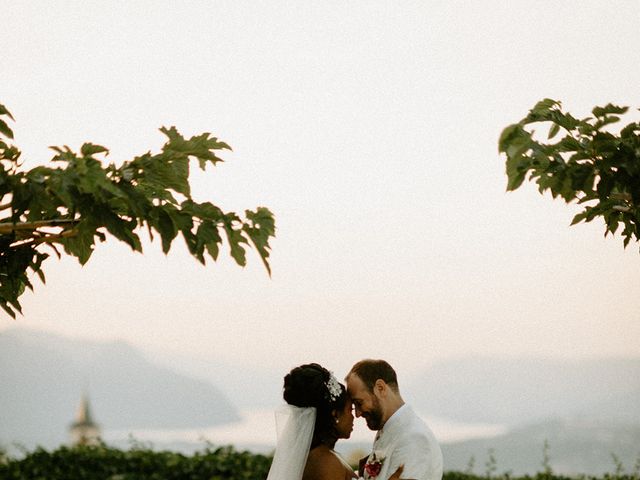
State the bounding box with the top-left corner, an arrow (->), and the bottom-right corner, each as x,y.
499,98 -> 640,249
0,103 -> 275,318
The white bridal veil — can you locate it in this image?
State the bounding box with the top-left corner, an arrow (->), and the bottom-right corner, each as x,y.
266,405 -> 316,480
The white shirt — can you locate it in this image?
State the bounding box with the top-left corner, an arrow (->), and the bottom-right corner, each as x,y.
363,405 -> 443,480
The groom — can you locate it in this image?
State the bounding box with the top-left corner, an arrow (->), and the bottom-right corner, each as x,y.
346,359 -> 443,480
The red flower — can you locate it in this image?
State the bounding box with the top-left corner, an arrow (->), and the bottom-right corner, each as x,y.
364,460 -> 383,478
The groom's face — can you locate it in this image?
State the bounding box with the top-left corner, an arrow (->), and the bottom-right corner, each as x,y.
346,374 -> 385,431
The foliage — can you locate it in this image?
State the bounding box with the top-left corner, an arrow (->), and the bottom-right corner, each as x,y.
542,439 -> 553,476
1,445 -> 639,480
485,448 -> 498,478
0,103 -> 275,317
499,99 -> 640,249
0,444 -> 271,480
612,454 -> 626,477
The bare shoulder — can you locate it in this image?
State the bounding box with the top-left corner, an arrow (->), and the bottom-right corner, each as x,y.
303,446 -> 355,480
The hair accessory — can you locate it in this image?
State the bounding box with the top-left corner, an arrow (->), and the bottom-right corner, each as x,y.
325,372 -> 342,402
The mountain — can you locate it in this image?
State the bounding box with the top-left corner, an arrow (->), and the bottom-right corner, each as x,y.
0,328 -> 239,450
441,418 -> 640,476
408,356 -> 640,426
150,353 -> 640,424
144,348 -> 283,409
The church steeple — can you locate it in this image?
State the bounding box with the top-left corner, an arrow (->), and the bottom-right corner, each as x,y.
69,393 -> 101,446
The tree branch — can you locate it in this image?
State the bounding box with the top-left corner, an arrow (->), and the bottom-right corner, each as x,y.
610,192 -> 632,202
612,205 -> 632,213
9,228 -> 78,249
0,218 -> 78,234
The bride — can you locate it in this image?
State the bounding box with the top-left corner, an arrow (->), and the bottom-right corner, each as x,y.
267,363 -> 403,480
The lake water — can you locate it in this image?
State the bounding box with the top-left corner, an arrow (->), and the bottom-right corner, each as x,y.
103,407 -> 507,454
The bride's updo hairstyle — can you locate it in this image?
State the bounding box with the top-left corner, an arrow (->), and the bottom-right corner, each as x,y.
283,363 -> 347,449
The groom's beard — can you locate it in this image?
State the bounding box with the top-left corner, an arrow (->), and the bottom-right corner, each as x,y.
363,397 -> 384,431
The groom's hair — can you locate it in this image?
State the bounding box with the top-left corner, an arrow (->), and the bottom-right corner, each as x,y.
348,359 -> 399,393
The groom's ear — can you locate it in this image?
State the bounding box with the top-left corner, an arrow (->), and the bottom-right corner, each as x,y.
373,379 -> 387,397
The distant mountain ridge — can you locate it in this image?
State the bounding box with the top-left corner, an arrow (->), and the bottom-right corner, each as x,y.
441,418 -> 640,476
147,349 -> 640,431
0,328 -> 239,450
408,355 -> 640,426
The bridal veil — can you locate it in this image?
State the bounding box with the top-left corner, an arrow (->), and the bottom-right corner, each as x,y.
266,405 -> 316,480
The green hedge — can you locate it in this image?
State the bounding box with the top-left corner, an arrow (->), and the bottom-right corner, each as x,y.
1,445 -> 638,480
0,445 -> 271,480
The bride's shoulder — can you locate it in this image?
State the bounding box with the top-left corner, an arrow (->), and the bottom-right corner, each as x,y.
303,446 -> 355,480
305,445 -> 335,467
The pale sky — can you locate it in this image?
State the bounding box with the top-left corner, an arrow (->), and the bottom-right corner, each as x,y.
3,1 -> 640,379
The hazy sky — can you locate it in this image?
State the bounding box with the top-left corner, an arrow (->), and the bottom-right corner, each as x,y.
3,1 -> 640,379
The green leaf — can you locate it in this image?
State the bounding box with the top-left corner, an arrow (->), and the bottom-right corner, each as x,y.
0,104 -> 15,121
61,223 -> 96,265
103,214 -> 142,252
205,239 -> 220,261
548,123 -> 560,140
157,209 -> 177,254
8,295 -> 23,314
223,221 -> 248,267
35,267 -> 46,284
620,121 -> 640,138
569,165 -> 595,192
570,211 -> 588,225
0,302 -> 17,319
597,175 -> 615,198
558,136 -> 582,152
531,98 -> 560,115
505,142 -> 527,161
243,207 -> 275,275
592,103 -> 628,118
505,151 -> 528,191
181,200 -> 223,221
606,212 -> 620,235
0,118 -> 14,140
159,125 -> 182,143
196,220 -> 222,263
498,124 -> 521,153
80,143 -> 109,157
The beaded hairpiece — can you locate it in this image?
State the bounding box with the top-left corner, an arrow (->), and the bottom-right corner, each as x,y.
325,372 -> 342,402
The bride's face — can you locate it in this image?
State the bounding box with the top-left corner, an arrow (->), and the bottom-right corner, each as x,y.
335,399 -> 355,439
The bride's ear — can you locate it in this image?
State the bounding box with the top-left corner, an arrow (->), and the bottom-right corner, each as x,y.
331,409 -> 339,422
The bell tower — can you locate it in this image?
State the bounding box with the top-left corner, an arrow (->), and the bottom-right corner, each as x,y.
69,393 -> 101,446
